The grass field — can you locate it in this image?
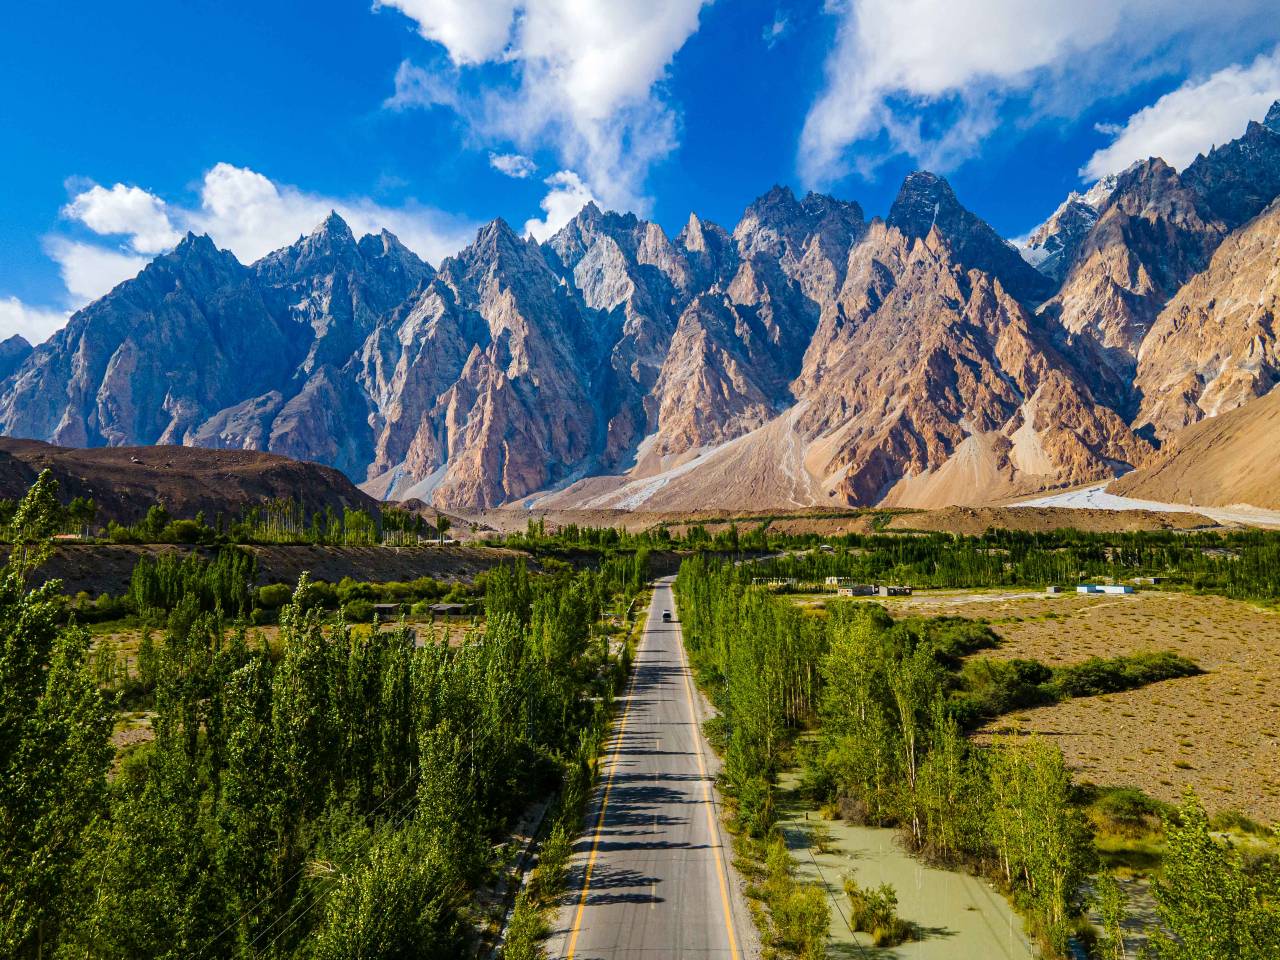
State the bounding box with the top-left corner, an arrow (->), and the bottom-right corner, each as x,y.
888,589 -> 1280,824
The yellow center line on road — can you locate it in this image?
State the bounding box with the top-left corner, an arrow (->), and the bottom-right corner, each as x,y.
676,598 -> 742,960
563,607 -> 646,959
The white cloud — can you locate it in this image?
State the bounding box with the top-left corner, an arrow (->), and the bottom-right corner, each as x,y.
385,58 -> 460,111
523,170 -> 597,241
377,0 -> 517,65
1083,48 -> 1280,180
189,162 -> 473,265
763,11 -> 789,49
17,164 -> 478,327
380,0 -> 710,218
0,297 -> 69,346
489,151 -> 537,178
42,237 -> 150,304
62,183 -> 181,254
799,0 -> 1279,186
55,163 -> 475,275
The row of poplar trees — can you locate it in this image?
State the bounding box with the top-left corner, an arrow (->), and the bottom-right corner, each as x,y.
0,471 -> 620,959
677,556 -> 1092,956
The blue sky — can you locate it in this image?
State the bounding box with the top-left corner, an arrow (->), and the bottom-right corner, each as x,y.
3,0 -> 1279,343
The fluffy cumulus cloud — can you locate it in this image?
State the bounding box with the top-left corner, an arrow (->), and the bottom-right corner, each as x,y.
488,151 -> 537,178
523,170 -> 598,240
1083,47 -> 1280,180
799,0 -> 1279,186
42,237 -> 151,305
381,0 -> 709,220
0,297 -> 69,346
376,0 -> 517,65
53,164 -> 475,291
5,164 -> 480,341
186,163 -> 475,264
62,183 -> 181,254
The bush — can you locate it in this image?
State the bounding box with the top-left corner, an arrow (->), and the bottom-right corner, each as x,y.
1054,651 -> 1200,698
161,519 -> 212,544
529,823 -> 572,903
343,599 -> 374,623
772,884 -> 829,959
256,583 -> 294,609
502,889 -> 548,960
1089,787 -> 1167,840
951,657 -> 1054,725
843,876 -> 912,947
299,579 -> 337,610
337,577 -> 376,604
105,520 -> 141,544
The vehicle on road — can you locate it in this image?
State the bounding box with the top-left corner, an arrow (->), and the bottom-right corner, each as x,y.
662,609 -> 672,622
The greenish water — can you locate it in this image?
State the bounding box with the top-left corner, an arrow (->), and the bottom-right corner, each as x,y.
776,777 -> 1037,959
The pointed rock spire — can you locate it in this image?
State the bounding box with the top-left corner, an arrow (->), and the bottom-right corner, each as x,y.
888,170 -> 1054,304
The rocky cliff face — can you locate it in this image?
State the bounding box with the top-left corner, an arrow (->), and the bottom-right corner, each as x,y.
790,208 -> 1146,507
1036,159 -> 1227,412
1035,101 -> 1280,415
5,101 -> 1280,511
1133,198 -> 1280,439
0,335 -> 32,383
1017,175 -> 1116,283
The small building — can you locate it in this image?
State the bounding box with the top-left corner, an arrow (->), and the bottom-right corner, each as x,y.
1100,584 -> 1134,595
751,577 -> 797,588
877,585 -> 912,597
429,602 -> 472,616
1133,576 -> 1165,585
837,584 -> 876,597
825,576 -> 850,586
1046,585 -> 1063,595
372,603 -> 402,619
1077,584 -> 1102,594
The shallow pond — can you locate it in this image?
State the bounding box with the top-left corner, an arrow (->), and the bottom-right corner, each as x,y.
776,782 -> 1037,958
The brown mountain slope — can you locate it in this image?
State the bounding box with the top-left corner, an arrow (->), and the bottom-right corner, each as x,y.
1134,199 -> 1280,440
1112,386 -> 1280,509
0,438 -> 377,523
1036,159 -> 1226,407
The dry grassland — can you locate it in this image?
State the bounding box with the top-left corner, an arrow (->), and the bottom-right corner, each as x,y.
894,590 -> 1280,823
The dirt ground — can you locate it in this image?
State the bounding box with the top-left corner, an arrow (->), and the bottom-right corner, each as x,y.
40,542 -> 527,597
885,505 -> 1219,535
892,589 -> 1280,824
471,503 -> 1226,539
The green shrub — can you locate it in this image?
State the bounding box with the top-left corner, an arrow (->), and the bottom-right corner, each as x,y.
844,876 -> 913,947
502,889 -> 548,960
772,884 -> 829,959
951,656 -> 1054,725
531,823 -> 572,902
161,519 -> 212,544
256,582 -> 293,609
1209,809 -> 1267,836
1054,651 -> 1200,698
343,598 -> 374,622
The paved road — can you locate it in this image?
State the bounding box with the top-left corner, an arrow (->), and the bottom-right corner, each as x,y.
546,577 -> 752,959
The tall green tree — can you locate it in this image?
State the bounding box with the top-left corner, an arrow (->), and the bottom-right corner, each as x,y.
0,474 -> 113,958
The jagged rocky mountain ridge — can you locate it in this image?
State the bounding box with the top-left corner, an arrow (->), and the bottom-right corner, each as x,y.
4,100 -> 1280,512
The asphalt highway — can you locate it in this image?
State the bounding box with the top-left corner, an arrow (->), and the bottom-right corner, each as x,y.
546,576 -> 752,959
